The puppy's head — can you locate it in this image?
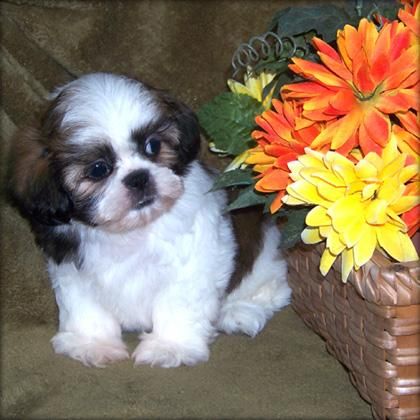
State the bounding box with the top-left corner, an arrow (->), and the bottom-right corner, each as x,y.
9,73 -> 201,232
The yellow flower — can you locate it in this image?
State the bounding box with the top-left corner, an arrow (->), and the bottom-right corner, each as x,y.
225,146 -> 275,172
219,69 -> 276,165
282,138 -> 419,281
228,68 -> 276,109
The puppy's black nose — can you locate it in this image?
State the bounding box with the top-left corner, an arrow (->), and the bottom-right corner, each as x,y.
123,169 -> 150,190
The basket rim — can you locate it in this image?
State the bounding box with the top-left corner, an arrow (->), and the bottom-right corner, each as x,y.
285,243 -> 420,306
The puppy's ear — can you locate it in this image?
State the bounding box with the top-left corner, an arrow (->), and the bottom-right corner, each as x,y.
8,124 -> 73,226
160,93 -> 201,168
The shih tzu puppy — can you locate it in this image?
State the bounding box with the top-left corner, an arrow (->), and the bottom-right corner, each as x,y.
9,73 -> 290,368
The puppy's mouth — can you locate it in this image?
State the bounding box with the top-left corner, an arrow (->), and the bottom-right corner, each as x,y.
134,197 -> 155,210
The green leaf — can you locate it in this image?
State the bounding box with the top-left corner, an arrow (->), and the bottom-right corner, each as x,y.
278,207 -> 310,249
377,3 -> 401,21
227,185 -> 268,212
198,92 -> 263,156
210,168 -> 253,192
260,70 -> 289,102
356,0 -> 401,21
268,5 -> 354,42
268,2 -> 400,44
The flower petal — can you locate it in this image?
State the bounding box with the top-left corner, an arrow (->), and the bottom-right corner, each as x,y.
381,135 -> 400,164
400,164 -> 418,184
320,247 -> 337,276
317,51 -> 353,82
290,58 -> 349,88
376,224 -> 419,261
381,155 -> 405,180
286,180 -> 330,206
395,110 -> 419,136
254,163 -> 274,173
353,225 -> 377,267
301,227 -> 324,244
341,216 -> 366,247
402,205 -> 420,237
359,18 -> 379,64
329,89 -> 357,113
382,45 -> 418,91
326,230 -> 346,255
327,196 -> 365,232
255,169 -> 290,192
227,79 -> 252,97
270,190 -> 285,213
281,81 -> 332,100
281,194 -> 306,206
399,6 -> 420,37
362,183 -> 379,200
298,152 -> 325,169
352,49 -> 376,94
377,178 -> 405,203
312,36 -> 341,61
365,199 -> 389,224
359,122 -> 384,156
391,195 -> 420,214
331,109 -> 363,150
370,52 -> 390,85
341,24 -> 362,62
324,151 -> 357,184
363,108 -> 390,147
355,159 -> 379,180
245,149 -> 276,165
375,89 -> 418,114
306,206 -> 331,227
319,225 -> 332,238
341,248 -> 355,282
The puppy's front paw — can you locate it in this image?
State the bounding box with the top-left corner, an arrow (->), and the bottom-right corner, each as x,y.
132,334 -> 209,368
51,332 -> 129,367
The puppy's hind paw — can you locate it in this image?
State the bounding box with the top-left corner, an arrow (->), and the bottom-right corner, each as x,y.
51,332 -> 129,367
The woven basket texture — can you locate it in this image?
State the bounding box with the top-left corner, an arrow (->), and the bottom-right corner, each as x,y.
286,244 -> 420,419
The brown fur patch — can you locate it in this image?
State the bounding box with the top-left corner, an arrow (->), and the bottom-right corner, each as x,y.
154,125 -> 182,168
227,205 -> 265,293
10,124 -> 49,197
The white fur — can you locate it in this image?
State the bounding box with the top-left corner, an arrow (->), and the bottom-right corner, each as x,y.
42,73 -> 290,367
52,73 -> 159,149
217,224 -> 291,337
56,74 -> 182,232
50,163 -> 236,367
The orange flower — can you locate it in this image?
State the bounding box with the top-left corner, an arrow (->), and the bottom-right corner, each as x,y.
249,99 -> 324,213
399,0 -> 420,36
281,18 -> 419,156
402,182 -> 420,236
393,111 -> 420,165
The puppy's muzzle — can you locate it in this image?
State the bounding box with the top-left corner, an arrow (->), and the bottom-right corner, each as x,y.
123,169 -> 156,209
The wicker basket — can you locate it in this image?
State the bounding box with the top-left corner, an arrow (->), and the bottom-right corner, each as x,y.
286,244 -> 420,419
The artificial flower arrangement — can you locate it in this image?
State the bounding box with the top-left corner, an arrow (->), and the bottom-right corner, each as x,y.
198,0 -> 419,282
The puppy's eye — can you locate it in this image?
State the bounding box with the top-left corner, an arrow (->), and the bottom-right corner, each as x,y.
87,160 -> 112,180
144,137 -> 161,157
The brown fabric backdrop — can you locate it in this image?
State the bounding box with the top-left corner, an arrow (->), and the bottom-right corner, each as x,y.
1,1 -> 370,418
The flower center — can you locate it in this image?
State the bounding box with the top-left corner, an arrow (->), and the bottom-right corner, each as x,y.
352,83 -> 382,103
